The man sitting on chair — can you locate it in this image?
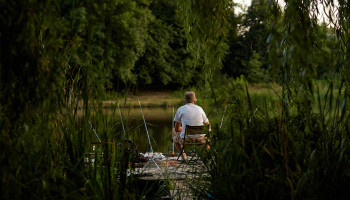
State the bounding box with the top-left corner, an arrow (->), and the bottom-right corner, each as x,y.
172,91 -> 211,160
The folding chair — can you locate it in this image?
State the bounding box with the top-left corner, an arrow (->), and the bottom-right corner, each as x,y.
177,125 -> 208,161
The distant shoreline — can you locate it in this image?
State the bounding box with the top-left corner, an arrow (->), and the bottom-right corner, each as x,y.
96,90 -> 182,108
100,100 -> 179,108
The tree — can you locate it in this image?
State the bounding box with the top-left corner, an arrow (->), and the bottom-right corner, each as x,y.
313,23 -> 339,79
222,10 -> 249,77
243,0 -> 269,61
222,0 -> 270,82
133,0 -> 198,89
178,0 -> 232,82
0,0 -> 68,132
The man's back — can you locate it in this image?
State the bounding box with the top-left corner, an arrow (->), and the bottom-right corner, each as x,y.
174,103 -> 209,138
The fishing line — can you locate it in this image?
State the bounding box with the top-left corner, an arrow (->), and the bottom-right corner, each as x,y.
117,103 -> 127,141
138,100 -> 160,169
138,100 -> 154,153
78,104 -> 102,143
172,107 -> 175,155
249,106 -> 260,122
220,105 -> 227,129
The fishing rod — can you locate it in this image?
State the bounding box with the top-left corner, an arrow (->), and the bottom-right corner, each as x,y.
138,100 -> 153,153
117,103 -> 127,141
78,104 -> 102,143
171,107 -> 175,155
249,106 -> 260,122
138,100 -> 160,169
220,105 -> 227,129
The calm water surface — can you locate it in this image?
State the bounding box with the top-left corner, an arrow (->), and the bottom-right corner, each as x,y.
105,107 -> 175,153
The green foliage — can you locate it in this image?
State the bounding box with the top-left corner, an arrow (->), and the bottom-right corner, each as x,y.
62,0 -> 152,91
244,51 -> 266,83
222,11 -> 248,77
222,0 -> 271,81
2,0 -> 350,199
134,0 -> 200,88
242,0 -> 270,69
0,0 -> 163,199
190,81 -> 350,200
178,0 -> 231,81
179,1 -> 350,199
313,23 -> 340,79
0,0 -> 66,128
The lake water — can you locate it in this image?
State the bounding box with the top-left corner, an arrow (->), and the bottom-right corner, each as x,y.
105,107 -> 175,153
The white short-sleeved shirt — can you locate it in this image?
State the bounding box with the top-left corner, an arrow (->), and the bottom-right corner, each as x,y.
174,103 -> 209,138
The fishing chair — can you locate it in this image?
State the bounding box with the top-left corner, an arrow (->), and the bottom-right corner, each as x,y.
177,125 -> 209,161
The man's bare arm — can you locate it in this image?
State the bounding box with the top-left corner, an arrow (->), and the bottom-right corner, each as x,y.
205,121 -> 211,132
175,121 -> 182,132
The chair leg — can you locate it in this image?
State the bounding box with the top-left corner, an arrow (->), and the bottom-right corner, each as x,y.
175,142 -> 182,159
177,137 -> 186,161
177,145 -> 185,161
177,142 -> 188,161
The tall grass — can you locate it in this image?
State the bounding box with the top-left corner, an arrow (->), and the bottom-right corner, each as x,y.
0,95 -> 169,199
189,80 -> 350,200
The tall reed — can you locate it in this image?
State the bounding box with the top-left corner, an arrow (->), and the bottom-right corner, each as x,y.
190,80 -> 350,200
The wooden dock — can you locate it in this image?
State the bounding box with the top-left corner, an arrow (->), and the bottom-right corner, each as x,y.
85,150 -> 210,199
130,156 -> 210,199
